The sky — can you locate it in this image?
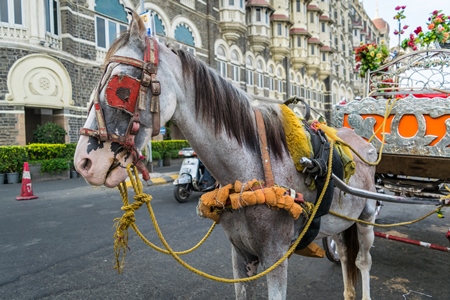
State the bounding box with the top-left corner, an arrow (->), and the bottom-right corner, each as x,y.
361,0 -> 450,48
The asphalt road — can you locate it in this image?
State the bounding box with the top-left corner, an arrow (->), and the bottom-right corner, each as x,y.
0,176 -> 449,300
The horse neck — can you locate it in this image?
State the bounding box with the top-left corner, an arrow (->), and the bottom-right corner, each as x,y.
172,98 -> 262,185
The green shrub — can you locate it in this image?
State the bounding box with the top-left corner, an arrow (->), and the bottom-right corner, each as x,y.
26,144 -> 66,160
0,146 -> 28,173
33,122 -> 67,144
151,150 -> 162,160
40,158 -> 69,173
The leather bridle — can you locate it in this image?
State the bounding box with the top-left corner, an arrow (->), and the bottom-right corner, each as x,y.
79,37 -> 161,180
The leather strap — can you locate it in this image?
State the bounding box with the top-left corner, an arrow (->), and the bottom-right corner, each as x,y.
254,109 -> 274,187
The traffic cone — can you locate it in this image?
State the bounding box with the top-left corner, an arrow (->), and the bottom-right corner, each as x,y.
16,162 -> 38,200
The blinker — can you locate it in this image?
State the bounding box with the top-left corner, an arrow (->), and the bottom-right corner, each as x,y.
105,75 -> 140,114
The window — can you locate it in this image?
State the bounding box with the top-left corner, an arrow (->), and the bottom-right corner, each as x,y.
321,22 -> 325,32
296,0 -> 300,12
256,8 -> 261,22
231,50 -> 240,82
217,46 -> 227,78
0,0 -> 23,25
310,12 -> 314,23
322,52 -> 326,62
45,0 -> 58,35
277,23 -> 282,36
96,16 -> 127,49
310,45 -> 315,55
297,36 -> 301,47
246,57 -> 254,86
269,66 -> 274,90
257,60 -> 264,88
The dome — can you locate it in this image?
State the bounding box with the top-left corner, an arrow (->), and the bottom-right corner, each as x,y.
373,17 -> 389,34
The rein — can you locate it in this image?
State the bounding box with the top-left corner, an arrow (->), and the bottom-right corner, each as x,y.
79,37 -> 161,178
254,109 -> 274,187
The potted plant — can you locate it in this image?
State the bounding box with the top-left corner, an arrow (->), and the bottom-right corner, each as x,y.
152,150 -> 163,168
0,160 -> 6,184
0,146 -> 27,184
162,150 -> 171,166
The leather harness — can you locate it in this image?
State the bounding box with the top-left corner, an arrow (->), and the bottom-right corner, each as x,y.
80,37 -> 161,155
79,37 -> 161,179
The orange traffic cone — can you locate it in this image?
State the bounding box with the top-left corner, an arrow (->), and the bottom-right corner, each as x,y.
16,162 -> 38,200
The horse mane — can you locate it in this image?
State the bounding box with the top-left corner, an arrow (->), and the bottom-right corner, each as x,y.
175,49 -> 288,159
104,32 -> 131,65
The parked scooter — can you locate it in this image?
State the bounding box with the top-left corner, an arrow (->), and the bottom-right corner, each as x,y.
173,147 -> 216,203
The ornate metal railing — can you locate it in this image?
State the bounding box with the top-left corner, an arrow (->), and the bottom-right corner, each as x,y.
366,49 -> 450,98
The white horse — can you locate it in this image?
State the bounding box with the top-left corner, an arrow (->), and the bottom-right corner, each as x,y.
74,9 -> 377,300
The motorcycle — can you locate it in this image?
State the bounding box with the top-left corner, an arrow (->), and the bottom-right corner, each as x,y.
173,147 -> 216,203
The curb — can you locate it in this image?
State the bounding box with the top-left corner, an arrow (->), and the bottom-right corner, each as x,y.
125,173 -> 178,188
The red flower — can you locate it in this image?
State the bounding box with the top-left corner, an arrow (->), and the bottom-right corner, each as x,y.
401,6 -> 406,9
395,6 -> 401,10
414,26 -> 422,34
432,10 -> 439,15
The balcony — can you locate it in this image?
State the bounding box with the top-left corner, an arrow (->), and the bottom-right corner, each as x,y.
219,8 -> 247,43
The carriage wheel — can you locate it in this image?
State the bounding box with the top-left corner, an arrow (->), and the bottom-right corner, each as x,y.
322,236 -> 340,263
174,184 -> 192,203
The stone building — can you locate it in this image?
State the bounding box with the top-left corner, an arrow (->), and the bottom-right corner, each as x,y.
0,0 -> 388,145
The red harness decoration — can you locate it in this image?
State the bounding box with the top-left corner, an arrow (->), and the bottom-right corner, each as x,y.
105,75 -> 141,114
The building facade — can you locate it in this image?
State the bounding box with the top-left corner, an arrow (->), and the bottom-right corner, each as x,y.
0,0 -> 388,145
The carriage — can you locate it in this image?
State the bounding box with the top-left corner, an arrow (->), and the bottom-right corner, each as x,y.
331,48 -> 450,256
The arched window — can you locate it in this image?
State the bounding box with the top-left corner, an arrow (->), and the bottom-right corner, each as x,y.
246,56 -> 254,86
231,50 -> 240,82
95,0 -> 127,49
153,13 -> 166,36
216,45 -> 227,78
256,60 -> 264,88
174,24 -> 195,46
268,65 -> 274,90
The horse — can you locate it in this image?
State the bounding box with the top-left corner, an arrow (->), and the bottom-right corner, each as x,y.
74,9 -> 377,300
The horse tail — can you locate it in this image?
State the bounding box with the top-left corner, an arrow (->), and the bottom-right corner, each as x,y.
343,223 -> 359,286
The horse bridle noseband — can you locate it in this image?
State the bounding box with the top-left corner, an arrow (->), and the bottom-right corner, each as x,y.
80,36 -> 161,157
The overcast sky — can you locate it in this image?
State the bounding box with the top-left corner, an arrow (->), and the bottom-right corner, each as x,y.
361,0 -> 450,48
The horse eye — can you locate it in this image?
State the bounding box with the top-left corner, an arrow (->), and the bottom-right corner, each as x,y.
116,87 -> 130,102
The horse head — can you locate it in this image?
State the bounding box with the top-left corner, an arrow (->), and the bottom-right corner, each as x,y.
74,9 -> 179,187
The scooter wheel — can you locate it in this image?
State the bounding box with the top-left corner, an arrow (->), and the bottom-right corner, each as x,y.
174,185 -> 192,203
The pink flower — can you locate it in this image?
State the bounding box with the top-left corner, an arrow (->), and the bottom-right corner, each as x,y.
401,6 -> 406,9
403,25 -> 409,30
395,6 -> 401,10
394,29 -> 399,35
432,10 -> 439,15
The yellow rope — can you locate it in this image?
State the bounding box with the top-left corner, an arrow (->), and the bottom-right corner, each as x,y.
113,166 -> 216,273
329,205 -> 445,227
114,143 -> 334,282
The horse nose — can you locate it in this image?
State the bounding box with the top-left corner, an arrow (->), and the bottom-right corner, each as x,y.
75,157 -> 93,178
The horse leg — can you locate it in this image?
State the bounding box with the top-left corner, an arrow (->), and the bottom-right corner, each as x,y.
355,216 -> 375,300
262,256 -> 288,300
334,225 -> 358,300
231,246 -> 259,300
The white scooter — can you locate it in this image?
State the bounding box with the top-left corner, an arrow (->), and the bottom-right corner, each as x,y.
173,147 -> 216,203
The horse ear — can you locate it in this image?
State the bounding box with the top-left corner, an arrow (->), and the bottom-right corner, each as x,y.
126,8 -> 147,44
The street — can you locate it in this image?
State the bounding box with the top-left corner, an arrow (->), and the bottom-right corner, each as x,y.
0,178 -> 449,300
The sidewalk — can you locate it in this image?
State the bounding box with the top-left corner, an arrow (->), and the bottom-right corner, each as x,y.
122,158 -> 183,188
0,159 -> 183,196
